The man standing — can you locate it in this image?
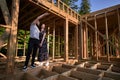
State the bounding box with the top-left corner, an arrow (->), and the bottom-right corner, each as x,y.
23,12 -> 49,70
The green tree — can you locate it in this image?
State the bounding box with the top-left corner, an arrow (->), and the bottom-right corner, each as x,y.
61,0 -> 78,11
79,0 -> 91,15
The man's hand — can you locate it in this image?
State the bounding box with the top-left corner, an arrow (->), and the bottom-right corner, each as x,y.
39,43 -> 42,47
43,12 -> 50,16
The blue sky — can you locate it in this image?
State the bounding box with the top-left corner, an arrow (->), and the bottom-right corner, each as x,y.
76,0 -> 120,12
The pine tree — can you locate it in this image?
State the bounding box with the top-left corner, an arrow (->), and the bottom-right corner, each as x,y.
61,0 -> 78,11
79,0 -> 91,15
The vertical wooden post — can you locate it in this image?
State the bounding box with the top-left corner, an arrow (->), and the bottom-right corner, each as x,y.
86,17 -> 88,58
94,15 -> 98,61
52,0 -> 54,4
90,31 -> 93,59
79,21 -> 83,59
105,12 -> 110,62
58,27 -> 60,56
0,0 -> 11,46
117,9 -> 120,57
75,25 -> 78,59
15,40 -> 18,58
47,27 -> 50,54
6,0 -> 20,78
52,21 -> 55,60
83,18 -> 88,59
23,30 -> 26,56
64,18 -> 69,62
117,8 -> 120,33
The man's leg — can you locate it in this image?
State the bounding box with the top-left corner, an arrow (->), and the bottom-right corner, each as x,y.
24,39 -> 33,67
31,44 -> 38,66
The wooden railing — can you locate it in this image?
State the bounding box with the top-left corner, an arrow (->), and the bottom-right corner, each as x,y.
31,0 -> 81,22
47,0 -> 80,20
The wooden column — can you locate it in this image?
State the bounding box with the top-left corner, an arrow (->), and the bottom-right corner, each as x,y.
94,15 -> 98,61
64,18 -> 69,62
6,0 -> 20,77
115,36 -> 119,57
23,31 -> 26,56
117,9 -> 120,37
79,22 -> 83,59
90,31 -> 93,59
47,27 -> 50,54
75,25 -> 78,59
15,40 -> 18,58
52,21 -> 55,60
105,12 -> 110,62
0,0 -> 11,47
83,18 -> 88,59
117,9 -> 120,57
58,27 -> 60,56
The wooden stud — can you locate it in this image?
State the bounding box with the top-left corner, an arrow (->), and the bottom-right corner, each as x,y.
47,27 -> 50,55
86,17 -> 88,59
58,27 -> 60,56
0,0 -> 11,24
6,0 -> 20,78
64,18 -> 69,62
83,17 -> 88,59
79,21 -> 83,59
81,19 -> 104,38
75,25 -> 78,60
105,12 -> 110,62
23,30 -> 27,56
117,8 -> 120,35
94,15 -> 98,61
0,0 -> 11,47
52,21 -> 55,60
15,40 -> 18,58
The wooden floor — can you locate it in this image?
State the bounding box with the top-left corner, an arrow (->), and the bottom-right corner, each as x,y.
0,58 -> 120,80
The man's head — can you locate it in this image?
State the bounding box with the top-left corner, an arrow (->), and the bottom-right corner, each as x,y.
41,24 -> 45,29
36,20 -> 40,26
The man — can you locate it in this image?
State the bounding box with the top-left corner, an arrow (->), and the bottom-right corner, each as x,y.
23,12 -> 49,70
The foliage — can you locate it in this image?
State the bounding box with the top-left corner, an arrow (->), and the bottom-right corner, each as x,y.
18,30 -> 29,48
61,0 -> 78,11
0,28 -> 5,36
78,0 -> 91,15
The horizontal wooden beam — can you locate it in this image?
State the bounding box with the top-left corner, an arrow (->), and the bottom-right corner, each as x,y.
0,24 -> 11,28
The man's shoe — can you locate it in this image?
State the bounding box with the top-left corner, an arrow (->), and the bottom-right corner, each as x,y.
39,62 -> 43,66
45,62 -> 49,66
31,64 -> 36,68
23,66 -> 27,71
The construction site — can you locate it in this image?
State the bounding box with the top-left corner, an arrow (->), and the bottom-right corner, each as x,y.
0,0 -> 120,80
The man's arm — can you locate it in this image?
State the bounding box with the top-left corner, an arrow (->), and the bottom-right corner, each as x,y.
32,12 -> 49,24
